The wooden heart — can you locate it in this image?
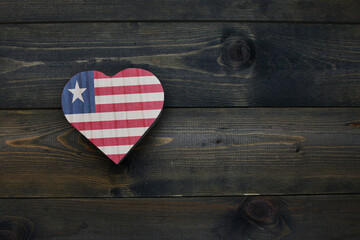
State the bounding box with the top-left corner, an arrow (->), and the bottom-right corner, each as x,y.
61,68 -> 164,164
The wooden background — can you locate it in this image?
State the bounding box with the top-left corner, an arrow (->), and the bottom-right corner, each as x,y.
0,1 -> 360,239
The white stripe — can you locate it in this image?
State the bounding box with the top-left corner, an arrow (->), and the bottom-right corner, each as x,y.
65,109 -> 162,123
81,127 -> 148,139
98,145 -> 134,155
95,92 -> 164,105
94,76 -> 160,88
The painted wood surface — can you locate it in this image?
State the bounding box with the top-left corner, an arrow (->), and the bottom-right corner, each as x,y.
0,195 -> 359,239
1,108 -> 359,197
61,69 -> 164,164
0,0 -> 359,23
1,23 -> 359,108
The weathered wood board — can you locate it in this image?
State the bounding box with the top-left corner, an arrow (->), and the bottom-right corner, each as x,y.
1,108 -> 359,197
0,195 -> 359,239
0,0 -> 359,23
1,23 -> 359,108
1,1 -> 359,239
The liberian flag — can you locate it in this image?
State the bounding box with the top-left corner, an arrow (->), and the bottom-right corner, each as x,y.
62,68 -> 164,164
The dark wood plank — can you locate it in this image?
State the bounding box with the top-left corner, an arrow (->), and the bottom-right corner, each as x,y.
1,0 -> 359,23
0,195 -> 359,239
1,108 -> 359,197
1,23 -> 360,108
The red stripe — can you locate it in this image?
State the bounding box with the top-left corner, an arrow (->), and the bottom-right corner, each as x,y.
107,154 -> 127,164
95,101 -> 163,113
93,69 -> 154,79
95,84 -> 163,96
72,118 -> 156,131
90,136 -> 141,147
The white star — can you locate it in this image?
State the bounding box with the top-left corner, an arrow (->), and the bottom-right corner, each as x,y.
68,81 -> 87,103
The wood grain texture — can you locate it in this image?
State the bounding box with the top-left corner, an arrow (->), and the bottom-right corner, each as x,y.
1,1 -> 358,238
0,0 -> 359,23
1,108 -> 359,197
0,195 -> 359,239
1,23 -> 360,108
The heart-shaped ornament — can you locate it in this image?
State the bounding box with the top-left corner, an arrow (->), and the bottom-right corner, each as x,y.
61,68 -> 164,164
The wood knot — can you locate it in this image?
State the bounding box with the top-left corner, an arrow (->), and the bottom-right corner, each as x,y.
245,199 -> 275,222
347,122 -> 360,127
0,216 -> 34,240
221,38 -> 254,68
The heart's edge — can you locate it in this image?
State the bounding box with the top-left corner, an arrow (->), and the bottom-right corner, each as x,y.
92,68 -> 156,79
111,107 -> 164,164
68,107 -> 164,165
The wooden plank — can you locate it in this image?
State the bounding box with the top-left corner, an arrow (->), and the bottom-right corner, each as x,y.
0,0 -> 359,23
1,23 -> 360,108
1,108 -> 359,197
0,195 -> 359,239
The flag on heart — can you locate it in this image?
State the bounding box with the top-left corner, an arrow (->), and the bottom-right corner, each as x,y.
62,68 -> 164,164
